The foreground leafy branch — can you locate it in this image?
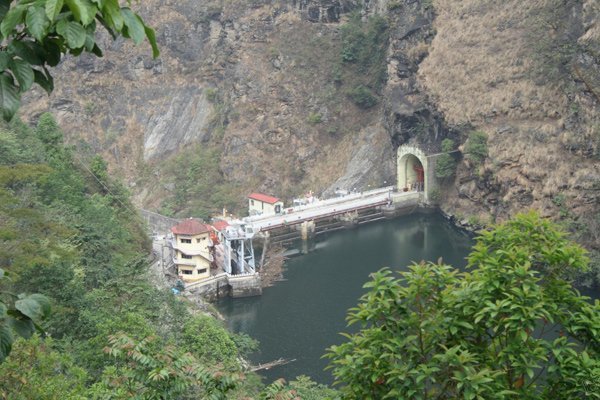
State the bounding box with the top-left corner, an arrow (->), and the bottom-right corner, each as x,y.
89,333 -> 240,399
0,0 -> 158,120
0,267 -> 51,362
326,212 -> 600,399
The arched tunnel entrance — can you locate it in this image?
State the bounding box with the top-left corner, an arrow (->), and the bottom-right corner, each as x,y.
398,154 -> 425,191
397,145 -> 430,201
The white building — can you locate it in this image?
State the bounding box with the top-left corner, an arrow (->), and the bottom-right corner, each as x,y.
170,218 -> 213,282
248,193 -> 284,216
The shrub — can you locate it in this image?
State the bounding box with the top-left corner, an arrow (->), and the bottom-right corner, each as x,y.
340,14 -> 389,90
347,85 -> 378,109
205,88 -> 218,103
435,138 -> 457,179
465,131 -> 488,165
441,138 -> 455,153
307,112 -> 323,124
435,153 -> 456,179
182,315 -> 239,368
429,187 -> 441,203
387,1 -> 402,11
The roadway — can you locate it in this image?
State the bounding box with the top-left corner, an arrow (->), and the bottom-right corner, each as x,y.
244,187 -> 415,233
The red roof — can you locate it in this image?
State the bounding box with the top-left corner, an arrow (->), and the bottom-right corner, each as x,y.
211,220 -> 230,232
171,218 -> 211,235
248,193 -> 280,204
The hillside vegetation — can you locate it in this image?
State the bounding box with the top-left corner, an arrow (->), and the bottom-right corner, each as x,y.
0,114 -> 338,398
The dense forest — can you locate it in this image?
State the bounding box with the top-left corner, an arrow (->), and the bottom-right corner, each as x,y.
0,114 -> 336,398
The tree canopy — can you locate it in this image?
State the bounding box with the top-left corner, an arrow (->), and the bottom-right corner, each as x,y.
0,0 -> 158,121
326,212 -> 600,399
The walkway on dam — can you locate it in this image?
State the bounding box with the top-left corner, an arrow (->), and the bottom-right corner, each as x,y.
243,186 -> 420,234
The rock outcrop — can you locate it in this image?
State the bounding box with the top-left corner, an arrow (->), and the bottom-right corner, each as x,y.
21,0 -> 598,251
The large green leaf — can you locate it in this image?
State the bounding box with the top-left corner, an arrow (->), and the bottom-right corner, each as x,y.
9,40 -> 45,65
65,0 -> 97,26
121,7 -> 144,44
45,0 -> 64,20
33,68 -> 54,94
56,19 -> 87,49
144,24 -> 159,58
0,323 -> 13,362
43,39 -> 62,66
26,5 -> 50,41
7,316 -> 35,339
0,72 -> 20,121
15,293 -> 51,321
9,58 -> 34,91
102,0 -> 123,31
0,0 -> 11,21
0,53 -> 8,72
1,5 -> 26,38
28,294 -> 51,318
84,20 -> 97,51
91,43 -> 103,57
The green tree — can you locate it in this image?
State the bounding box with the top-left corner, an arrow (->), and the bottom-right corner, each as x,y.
89,333 -> 239,400
465,131 -> 488,166
0,335 -> 87,399
0,0 -> 158,121
340,13 -> 388,90
435,138 -> 457,179
182,315 -> 240,369
326,212 -> 600,399
347,85 -> 377,109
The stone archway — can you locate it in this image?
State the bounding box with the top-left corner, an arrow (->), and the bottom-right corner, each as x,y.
397,145 -> 429,201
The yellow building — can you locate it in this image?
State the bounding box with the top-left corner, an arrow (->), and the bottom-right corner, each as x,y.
170,218 -> 213,282
248,193 -> 284,216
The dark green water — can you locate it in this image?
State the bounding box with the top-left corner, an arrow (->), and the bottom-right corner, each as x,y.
217,213 -> 474,384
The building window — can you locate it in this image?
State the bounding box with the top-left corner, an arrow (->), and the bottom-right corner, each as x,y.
196,237 -> 205,243
197,268 -> 207,274
181,254 -> 192,259
250,199 -> 254,206
180,238 -> 192,244
181,269 -> 193,275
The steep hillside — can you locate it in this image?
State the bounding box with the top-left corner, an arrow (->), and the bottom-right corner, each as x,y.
417,0 -> 599,264
420,0 -> 599,222
22,0 -> 396,218
21,0 -> 598,250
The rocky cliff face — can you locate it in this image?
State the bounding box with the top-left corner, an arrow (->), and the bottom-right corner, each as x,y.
22,0 -> 598,248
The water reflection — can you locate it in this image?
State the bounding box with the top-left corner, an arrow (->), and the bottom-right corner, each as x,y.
217,213 -> 473,384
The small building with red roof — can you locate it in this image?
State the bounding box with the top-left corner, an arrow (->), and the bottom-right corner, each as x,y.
248,193 -> 284,216
210,219 -> 230,244
170,218 -> 213,282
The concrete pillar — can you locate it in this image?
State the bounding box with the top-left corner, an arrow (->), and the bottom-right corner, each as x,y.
300,220 -> 316,241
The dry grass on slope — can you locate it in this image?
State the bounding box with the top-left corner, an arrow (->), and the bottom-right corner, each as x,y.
419,0 -> 568,125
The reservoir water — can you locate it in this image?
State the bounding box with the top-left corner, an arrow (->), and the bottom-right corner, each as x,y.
217,212 -> 474,384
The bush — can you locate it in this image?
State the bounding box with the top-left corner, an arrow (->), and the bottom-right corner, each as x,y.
205,88 -> 218,103
182,315 -> 240,368
307,112 -> 323,124
340,14 -> 389,91
441,138 -> 455,153
429,187 -> 441,203
465,131 -> 488,165
347,85 -> 378,109
435,138 -> 457,179
435,154 -> 456,179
